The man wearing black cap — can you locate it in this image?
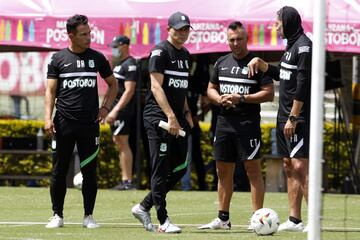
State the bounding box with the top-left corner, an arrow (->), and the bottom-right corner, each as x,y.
131,11 -> 193,233
106,35 -> 139,190
248,6 -> 312,232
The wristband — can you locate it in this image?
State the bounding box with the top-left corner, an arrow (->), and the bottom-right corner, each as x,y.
100,106 -> 110,113
239,94 -> 246,103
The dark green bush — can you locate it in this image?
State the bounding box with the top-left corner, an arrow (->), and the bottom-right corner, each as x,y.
0,120 -> 352,191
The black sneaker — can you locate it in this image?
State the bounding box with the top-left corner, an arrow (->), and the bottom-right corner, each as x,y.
112,181 -> 135,190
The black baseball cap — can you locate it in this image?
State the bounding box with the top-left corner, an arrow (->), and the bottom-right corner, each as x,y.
108,35 -> 130,48
168,11 -> 192,30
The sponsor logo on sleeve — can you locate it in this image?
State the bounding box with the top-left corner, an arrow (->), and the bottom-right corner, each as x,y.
298,46 -> 310,54
113,65 -> 121,72
128,65 -> 137,71
150,49 -> 162,58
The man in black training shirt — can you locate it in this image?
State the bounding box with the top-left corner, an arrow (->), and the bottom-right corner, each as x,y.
106,35 -> 139,190
248,6 -> 312,232
198,21 -> 274,230
131,11 -> 193,233
44,14 -> 118,228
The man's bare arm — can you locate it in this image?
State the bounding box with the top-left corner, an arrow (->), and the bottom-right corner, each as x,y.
150,72 -> 181,136
106,80 -> 136,125
98,74 -> 118,123
44,78 -> 57,135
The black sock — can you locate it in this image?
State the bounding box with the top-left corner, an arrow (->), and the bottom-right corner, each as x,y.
218,211 -> 230,221
289,216 -> 302,224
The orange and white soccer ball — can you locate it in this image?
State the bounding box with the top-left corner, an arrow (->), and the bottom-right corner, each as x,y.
250,208 -> 280,235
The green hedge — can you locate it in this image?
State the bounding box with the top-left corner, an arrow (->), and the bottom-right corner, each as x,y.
0,120 -> 352,191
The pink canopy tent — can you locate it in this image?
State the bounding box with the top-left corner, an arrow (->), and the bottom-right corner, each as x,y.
1,0 -> 359,57
0,0 -> 358,96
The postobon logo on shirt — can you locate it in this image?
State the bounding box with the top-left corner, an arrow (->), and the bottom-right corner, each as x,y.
279,69 -> 292,81
63,78 -> 96,89
168,78 -> 188,89
220,84 -> 250,94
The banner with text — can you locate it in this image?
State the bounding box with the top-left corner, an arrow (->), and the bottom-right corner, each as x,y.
0,16 -> 359,58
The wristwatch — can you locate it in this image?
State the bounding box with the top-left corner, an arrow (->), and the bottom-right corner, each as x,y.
239,94 -> 246,103
288,115 -> 298,123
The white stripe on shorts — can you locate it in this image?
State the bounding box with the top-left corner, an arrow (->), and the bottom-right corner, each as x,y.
290,138 -> 304,158
114,120 -> 125,135
248,142 -> 261,160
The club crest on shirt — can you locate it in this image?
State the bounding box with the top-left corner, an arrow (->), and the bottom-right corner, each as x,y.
160,143 -> 167,152
241,67 -> 248,75
151,49 -> 162,58
88,60 -> 95,68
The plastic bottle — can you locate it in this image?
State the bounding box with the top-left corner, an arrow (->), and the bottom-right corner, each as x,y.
246,24 -> 252,45
149,23 -> 155,44
17,20 -> 23,41
124,22 -> 131,38
131,21 -> 137,44
29,20 -> 35,42
0,20 -> 5,41
271,24 -> 277,46
259,24 -> 264,46
36,128 -> 44,151
118,22 -> 124,35
252,24 -> 259,46
142,22 -> 149,45
271,128 -> 277,155
155,22 -> 161,44
5,20 -> 11,41
23,21 -> 28,41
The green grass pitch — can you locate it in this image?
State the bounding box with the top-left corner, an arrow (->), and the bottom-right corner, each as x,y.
0,187 -> 360,240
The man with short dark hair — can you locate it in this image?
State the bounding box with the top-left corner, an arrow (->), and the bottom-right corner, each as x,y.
247,6 -> 312,232
131,11 -> 193,233
44,14 -> 118,228
198,21 -> 274,230
106,35 -> 139,190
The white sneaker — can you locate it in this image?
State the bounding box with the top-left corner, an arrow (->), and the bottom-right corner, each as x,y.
83,215 -> 100,228
158,217 -> 181,233
278,219 -> 304,232
198,218 -> 231,230
45,214 -> 64,228
303,224 -> 308,232
131,204 -> 155,232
